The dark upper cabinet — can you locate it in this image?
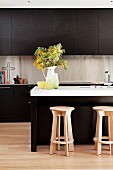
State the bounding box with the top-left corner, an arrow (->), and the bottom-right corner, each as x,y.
76,9 -> 98,54
2,9 -> 113,55
0,10 -> 11,55
99,9 -> 113,54
34,9 -> 77,55
12,9 -> 34,55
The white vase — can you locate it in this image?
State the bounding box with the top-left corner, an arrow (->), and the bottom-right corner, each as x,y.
46,66 -> 57,80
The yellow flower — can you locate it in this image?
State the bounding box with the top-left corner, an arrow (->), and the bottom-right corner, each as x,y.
37,64 -> 42,70
37,51 -> 41,55
37,58 -> 41,63
42,52 -> 46,55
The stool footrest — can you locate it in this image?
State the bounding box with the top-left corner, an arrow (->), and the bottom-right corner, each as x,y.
94,137 -> 113,144
56,136 -> 64,140
98,140 -> 113,145
52,140 -> 74,145
93,136 -> 110,142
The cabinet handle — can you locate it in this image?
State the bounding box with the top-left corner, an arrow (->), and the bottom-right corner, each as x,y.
0,87 -> 10,89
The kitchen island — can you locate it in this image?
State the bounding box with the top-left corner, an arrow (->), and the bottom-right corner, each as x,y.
30,86 -> 113,152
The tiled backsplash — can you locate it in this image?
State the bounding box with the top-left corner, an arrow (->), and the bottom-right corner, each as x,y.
0,55 -> 113,84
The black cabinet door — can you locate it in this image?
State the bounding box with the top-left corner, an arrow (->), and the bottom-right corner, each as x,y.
0,10 -> 11,55
34,9 -> 77,55
12,9 -> 34,55
0,86 -> 13,121
77,9 -> 98,54
99,9 -> 113,54
0,85 -> 35,122
13,85 -> 31,121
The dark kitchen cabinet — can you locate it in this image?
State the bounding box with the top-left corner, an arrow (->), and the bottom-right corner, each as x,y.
0,86 -> 13,121
1,9 -> 113,55
13,85 -> 31,121
99,9 -> 113,54
0,85 -> 35,122
12,9 -> 34,55
76,9 -> 98,54
34,9 -> 77,54
0,10 -> 11,55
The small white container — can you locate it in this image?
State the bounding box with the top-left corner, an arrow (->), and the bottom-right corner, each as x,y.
104,71 -> 110,83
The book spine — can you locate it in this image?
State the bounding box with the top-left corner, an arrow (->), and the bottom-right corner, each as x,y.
0,71 -> 6,84
4,71 -> 6,84
0,72 -> 2,84
2,72 -> 4,84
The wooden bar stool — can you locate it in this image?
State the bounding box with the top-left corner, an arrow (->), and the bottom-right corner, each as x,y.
93,106 -> 113,155
50,106 -> 75,156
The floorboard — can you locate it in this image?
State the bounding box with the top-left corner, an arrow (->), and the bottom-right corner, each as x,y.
0,123 -> 113,170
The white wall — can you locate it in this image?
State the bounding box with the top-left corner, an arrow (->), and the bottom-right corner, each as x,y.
0,0 -> 112,8
0,55 -> 113,84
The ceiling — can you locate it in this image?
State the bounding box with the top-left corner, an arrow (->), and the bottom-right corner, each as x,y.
0,0 -> 113,8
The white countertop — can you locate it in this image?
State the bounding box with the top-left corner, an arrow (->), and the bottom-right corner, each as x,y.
30,86 -> 113,97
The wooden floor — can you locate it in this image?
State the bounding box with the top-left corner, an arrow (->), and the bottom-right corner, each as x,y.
0,123 -> 113,170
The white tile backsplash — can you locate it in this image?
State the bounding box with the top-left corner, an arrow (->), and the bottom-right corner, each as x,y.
0,55 -> 113,84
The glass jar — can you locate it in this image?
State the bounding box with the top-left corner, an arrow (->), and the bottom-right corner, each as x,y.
53,73 -> 59,89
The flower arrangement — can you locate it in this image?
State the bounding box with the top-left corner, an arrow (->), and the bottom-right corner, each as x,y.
33,43 -> 67,71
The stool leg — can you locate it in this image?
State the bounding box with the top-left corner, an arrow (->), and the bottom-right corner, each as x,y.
57,115 -> 61,151
97,112 -> 102,155
67,114 -> 74,152
94,113 -> 99,151
50,113 -> 57,155
64,115 -> 69,156
108,116 -> 111,151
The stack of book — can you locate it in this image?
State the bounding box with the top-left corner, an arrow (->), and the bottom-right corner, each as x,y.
0,71 -> 5,84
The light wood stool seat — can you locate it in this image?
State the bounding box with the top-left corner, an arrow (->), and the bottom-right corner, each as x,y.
93,106 -> 113,155
50,106 -> 75,156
